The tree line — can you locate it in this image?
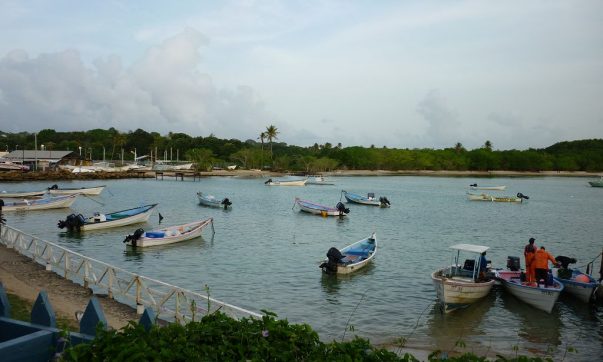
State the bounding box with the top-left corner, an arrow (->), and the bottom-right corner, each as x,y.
1,128 -> 601,172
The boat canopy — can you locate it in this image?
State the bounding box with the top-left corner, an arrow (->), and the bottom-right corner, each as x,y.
449,244 -> 489,254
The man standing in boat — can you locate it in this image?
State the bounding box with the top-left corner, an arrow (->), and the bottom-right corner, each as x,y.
534,246 -> 559,287
524,238 -> 537,284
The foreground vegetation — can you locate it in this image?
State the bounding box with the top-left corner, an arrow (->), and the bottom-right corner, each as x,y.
60,312 -> 555,362
2,128 -> 602,172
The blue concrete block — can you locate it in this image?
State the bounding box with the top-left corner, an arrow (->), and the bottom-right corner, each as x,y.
80,297 -> 107,335
31,291 -> 56,328
0,283 -> 11,318
139,308 -> 156,331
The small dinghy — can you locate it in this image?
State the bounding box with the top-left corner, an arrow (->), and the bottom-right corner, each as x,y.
1,194 -> 78,211
58,204 -> 157,231
305,175 -> 335,185
48,184 -> 106,195
469,184 -> 506,191
342,190 -> 390,207
264,178 -> 307,186
197,192 -> 232,209
0,190 -> 47,198
467,192 -> 529,203
123,218 -> 214,247
554,268 -> 598,303
294,198 -> 349,217
320,233 -> 377,274
495,268 -> 564,313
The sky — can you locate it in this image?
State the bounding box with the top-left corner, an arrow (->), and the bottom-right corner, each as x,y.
0,0 -> 602,150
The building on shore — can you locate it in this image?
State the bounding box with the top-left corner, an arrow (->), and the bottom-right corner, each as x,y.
1,150 -> 80,171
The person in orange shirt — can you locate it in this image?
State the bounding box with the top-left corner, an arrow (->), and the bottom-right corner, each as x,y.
533,246 -> 559,286
523,237 -> 537,283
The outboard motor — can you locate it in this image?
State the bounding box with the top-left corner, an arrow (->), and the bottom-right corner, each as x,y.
335,202 -> 350,216
123,228 -> 145,247
221,198 -> 232,210
319,247 -> 344,273
379,196 -> 391,207
48,184 -> 58,190
57,213 -> 85,231
516,192 -> 529,200
264,179 -> 272,184
470,183 -> 477,187
506,256 -> 521,271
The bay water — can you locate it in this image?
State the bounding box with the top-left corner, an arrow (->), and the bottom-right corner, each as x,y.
2,175 -> 602,359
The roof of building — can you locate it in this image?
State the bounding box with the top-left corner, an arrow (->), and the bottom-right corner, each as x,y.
4,150 -> 75,161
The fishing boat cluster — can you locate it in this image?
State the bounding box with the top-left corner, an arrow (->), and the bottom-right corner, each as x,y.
432,182 -> 603,315
1,178 -> 601,316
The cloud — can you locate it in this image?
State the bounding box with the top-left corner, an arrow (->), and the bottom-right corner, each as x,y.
416,90 -> 461,148
0,27 -> 271,140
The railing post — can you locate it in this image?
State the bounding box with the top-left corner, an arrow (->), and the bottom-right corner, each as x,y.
64,254 -> 69,279
46,247 -> 52,271
136,276 -> 144,314
107,269 -> 114,299
84,261 -> 89,289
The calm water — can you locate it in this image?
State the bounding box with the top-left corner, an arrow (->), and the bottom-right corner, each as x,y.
2,176 -> 603,359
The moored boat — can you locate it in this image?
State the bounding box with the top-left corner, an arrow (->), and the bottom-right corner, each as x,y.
48,184 -> 106,196
264,178 -> 307,186
57,204 -> 157,231
553,268 -> 598,303
1,194 -> 78,211
495,269 -> 563,313
0,189 -> 47,198
588,176 -> 603,187
123,218 -> 214,247
431,244 -> 495,313
469,184 -> 506,191
294,198 -> 349,216
306,175 -> 335,185
342,190 -> 390,207
319,233 -> 377,274
197,192 -> 232,209
467,192 -> 529,203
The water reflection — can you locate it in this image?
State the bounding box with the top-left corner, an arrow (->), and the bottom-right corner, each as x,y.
319,263 -> 376,305
499,289 -> 562,346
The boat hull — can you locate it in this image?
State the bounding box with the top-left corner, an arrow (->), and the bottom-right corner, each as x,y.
266,179 -> 307,186
431,270 -> 495,312
49,185 -> 105,195
0,190 -> 46,198
495,270 -> 563,313
470,186 -> 506,191
555,269 -> 597,303
126,218 -> 213,247
197,193 -> 229,208
295,198 -> 346,216
467,193 -> 522,203
322,234 -> 377,274
2,194 -> 77,211
588,181 -> 603,187
80,204 -> 157,231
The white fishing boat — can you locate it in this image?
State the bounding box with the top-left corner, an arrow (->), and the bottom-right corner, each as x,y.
0,189 -> 47,198
123,218 -> 214,247
431,244 -> 495,313
48,184 -> 106,196
264,178 -> 307,186
553,268 -> 598,303
495,270 -> 563,313
320,233 -> 377,274
342,190 -> 390,207
57,204 -> 157,231
306,175 -> 335,185
469,184 -> 506,191
197,192 -> 232,209
294,198 -> 349,216
1,194 -> 78,211
467,192 -> 529,203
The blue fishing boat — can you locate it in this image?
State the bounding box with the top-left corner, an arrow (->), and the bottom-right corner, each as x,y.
58,204 -> 158,231
342,190 -> 390,207
320,233 -> 377,274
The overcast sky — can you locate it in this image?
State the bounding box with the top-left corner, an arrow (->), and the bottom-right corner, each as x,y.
1,0 -> 602,150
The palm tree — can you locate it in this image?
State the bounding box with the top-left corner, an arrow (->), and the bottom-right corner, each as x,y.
265,125 -> 279,160
484,140 -> 493,151
258,132 -> 266,168
454,142 -> 465,154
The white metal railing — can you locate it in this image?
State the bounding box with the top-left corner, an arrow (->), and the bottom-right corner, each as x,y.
0,224 -> 262,322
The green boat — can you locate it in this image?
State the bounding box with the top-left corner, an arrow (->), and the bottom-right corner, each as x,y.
588,177 -> 603,187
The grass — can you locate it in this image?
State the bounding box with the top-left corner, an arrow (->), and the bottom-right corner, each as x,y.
6,292 -> 79,331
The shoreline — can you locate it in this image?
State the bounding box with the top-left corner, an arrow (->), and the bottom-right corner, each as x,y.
0,169 -> 601,182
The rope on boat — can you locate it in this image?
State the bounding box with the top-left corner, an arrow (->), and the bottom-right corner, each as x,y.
210,218 -> 215,235
341,288 -> 368,342
394,300 -> 435,356
82,194 -> 105,206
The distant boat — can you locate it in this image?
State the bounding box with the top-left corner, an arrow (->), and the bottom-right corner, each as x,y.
48,184 -> 105,196
467,192 -> 529,203
431,244 -> 495,313
57,204 -> 157,231
306,175 -> 335,185
553,268 -> 598,303
197,192 -> 232,209
469,184 -> 506,191
0,161 -> 29,171
319,233 -> 377,274
0,189 -> 47,198
588,176 -> 603,187
1,194 -> 78,211
294,198 -> 349,216
265,178 -> 307,186
342,190 -> 390,207
123,218 -> 214,248
495,270 -> 563,313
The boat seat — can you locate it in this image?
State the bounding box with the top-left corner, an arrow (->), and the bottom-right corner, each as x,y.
345,250 -> 369,257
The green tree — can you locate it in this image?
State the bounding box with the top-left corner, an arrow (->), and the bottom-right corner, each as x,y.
265,125 -> 279,160
186,148 -> 215,171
